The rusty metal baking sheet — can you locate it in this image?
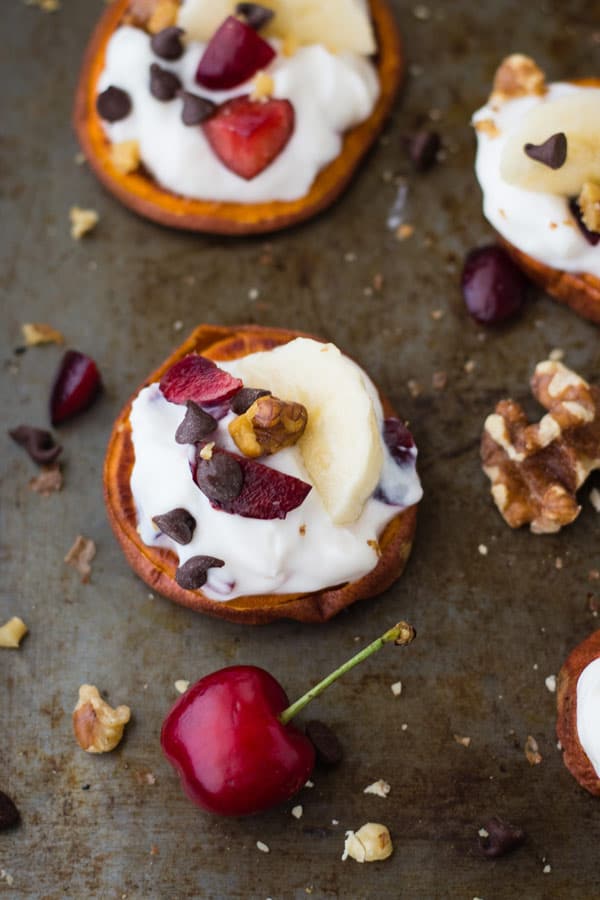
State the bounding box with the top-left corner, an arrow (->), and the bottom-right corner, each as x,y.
2,0 -> 600,897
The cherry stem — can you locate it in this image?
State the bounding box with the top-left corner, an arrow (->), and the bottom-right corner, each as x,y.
279,621 -> 415,726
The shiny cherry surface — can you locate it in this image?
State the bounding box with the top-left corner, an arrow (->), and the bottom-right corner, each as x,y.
161,665 -> 315,816
461,245 -> 526,325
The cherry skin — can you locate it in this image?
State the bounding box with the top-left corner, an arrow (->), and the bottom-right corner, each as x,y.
161,665 -> 315,816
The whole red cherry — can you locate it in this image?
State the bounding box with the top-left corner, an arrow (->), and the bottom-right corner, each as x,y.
161,623 -> 415,816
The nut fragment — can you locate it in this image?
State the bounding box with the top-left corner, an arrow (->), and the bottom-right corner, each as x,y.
491,54 -> 546,103
577,182 -> 600,234
363,780 -> 391,798
0,617 -> 28,649
481,360 -> 600,533
524,734 -> 542,766
147,0 -> 178,32
69,206 -> 99,240
342,823 -> 393,862
229,395 -> 308,458
73,685 -> 131,753
64,535 -> 96,583
110,140 -> 141,175
29,463 -> 63,495
21,322 -> 64,346
250,71 -> 275,102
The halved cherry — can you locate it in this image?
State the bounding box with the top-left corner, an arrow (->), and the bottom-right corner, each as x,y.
50,350 -> 102,426
159,355 -> 242,406
203,96 -> 294,180
195,16 -> 275,90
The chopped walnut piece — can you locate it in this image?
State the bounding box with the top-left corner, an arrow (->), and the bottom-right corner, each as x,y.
453,733 -> 471,747
229,395 -> 308,458
64,535 -> 96,583
396,223 -> 414,241
22,322 -> 64,346
481,360 -> 600,533
474,118 -> 500,138
199,441 -> 215,460
524,734 -> 542,766
147,0 -> 178,33
73,685 -> 131,753
342,824 -> 393,862
110,140 -> 141,175
0,617 -> 28,649
69,206 -> 99,240
577,182 -> 600,233
250,71 -> 275,102
363,780 -> 391,798
491,54 -> 547,103
29,463 -> 63,496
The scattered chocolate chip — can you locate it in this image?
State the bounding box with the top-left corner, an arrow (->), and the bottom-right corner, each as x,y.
196,451 -> 244,503
9,425 -> 62,465
96,86 -> 132,122
180,91 -> 217,126
406,130 -> 440,172
230,387 -> 272,415
81,784 -> 90,791
524,132 -> 567,170
0,790 -> 20,831
305,720 -> 343,767
175,401 -> 218,444
175,555 -> 224,590
235,2 -> 275,30
150,26 -> 184,60
569,197 -> 600,246
14,346 -> 27,356
149,63 -> 182,102
479,816 -> 526,859
152,507 -> 196,545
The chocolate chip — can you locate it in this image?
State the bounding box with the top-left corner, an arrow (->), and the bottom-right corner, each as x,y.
230,387 -> 271,415
149,63 -> 182,102
0,791 -> 20,831
175,401 -> 218,444
235,2 -> 275,30
479,816 -> 526,859
196,451 -> 244,503
152,507 -> 196,545
150,26 -> 185,60
180,91 -> 217,126
9,425 -> 62,465
406,130 -> 441,172
81,784 -> 90,791
305,720 -> 343,767
524,132 -> 567,169
96,86 -> 132,122
569,197 -> 600,246
175,555 -> 224,590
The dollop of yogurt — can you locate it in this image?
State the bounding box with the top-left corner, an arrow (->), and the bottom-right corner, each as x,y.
577,656 -> 600,777
98,24 -> 379,203
129,351 -> 422,601
473,83 -> 600,277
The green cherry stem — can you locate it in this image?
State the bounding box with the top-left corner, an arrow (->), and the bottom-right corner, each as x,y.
279,621 -> 416,726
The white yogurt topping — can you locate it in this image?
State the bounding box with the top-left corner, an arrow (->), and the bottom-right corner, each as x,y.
474,83 -> 600,277
98,25 -> 379,203
577,656 -> 600,777
129,350 -> 422,601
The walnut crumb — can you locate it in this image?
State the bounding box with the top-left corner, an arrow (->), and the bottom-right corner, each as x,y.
478,544 -> 488,556
299,524 -> 307,536
110,140 -> 141,175
430,309 -> 444,320
342,824 -> 393,862
432,371 -> 447,391
147,0 -> 178,32
390,680 -> 402,696
22,322 -> 64,346
363,780 -> 391,798
64,535 -> 96,583
199,442 -> 215,461
464,359 -> 476,374
73,685 -> 131,753
491,54 -> 547,102
407,379 -> 422,398
396,223 -> 414,241
474,118 -> 500,138
251,71 -> 275,102
0,617 -> 28,649
545,675 -> 557,693
291,805 -> 303,819
525,734 -> 542,766
29,463 -> 63,496
453,734 -> 471,747
69,206 -> 99,240
256,841 -> 270,854
174,680 -> 189,694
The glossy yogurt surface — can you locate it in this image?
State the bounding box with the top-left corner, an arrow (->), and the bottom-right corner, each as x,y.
577,656 -> 600,777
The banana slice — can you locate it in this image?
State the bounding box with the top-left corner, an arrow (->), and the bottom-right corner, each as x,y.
177,0 -> 377,55
233,338 -> 383,524
500,92 -> 600,195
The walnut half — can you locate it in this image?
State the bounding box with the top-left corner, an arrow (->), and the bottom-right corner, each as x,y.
491,54 -> 546,104
73,685 -> 131,753
228,395 -> 308,458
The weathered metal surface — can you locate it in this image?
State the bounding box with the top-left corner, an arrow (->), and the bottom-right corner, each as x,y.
1,1 -> 600,897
